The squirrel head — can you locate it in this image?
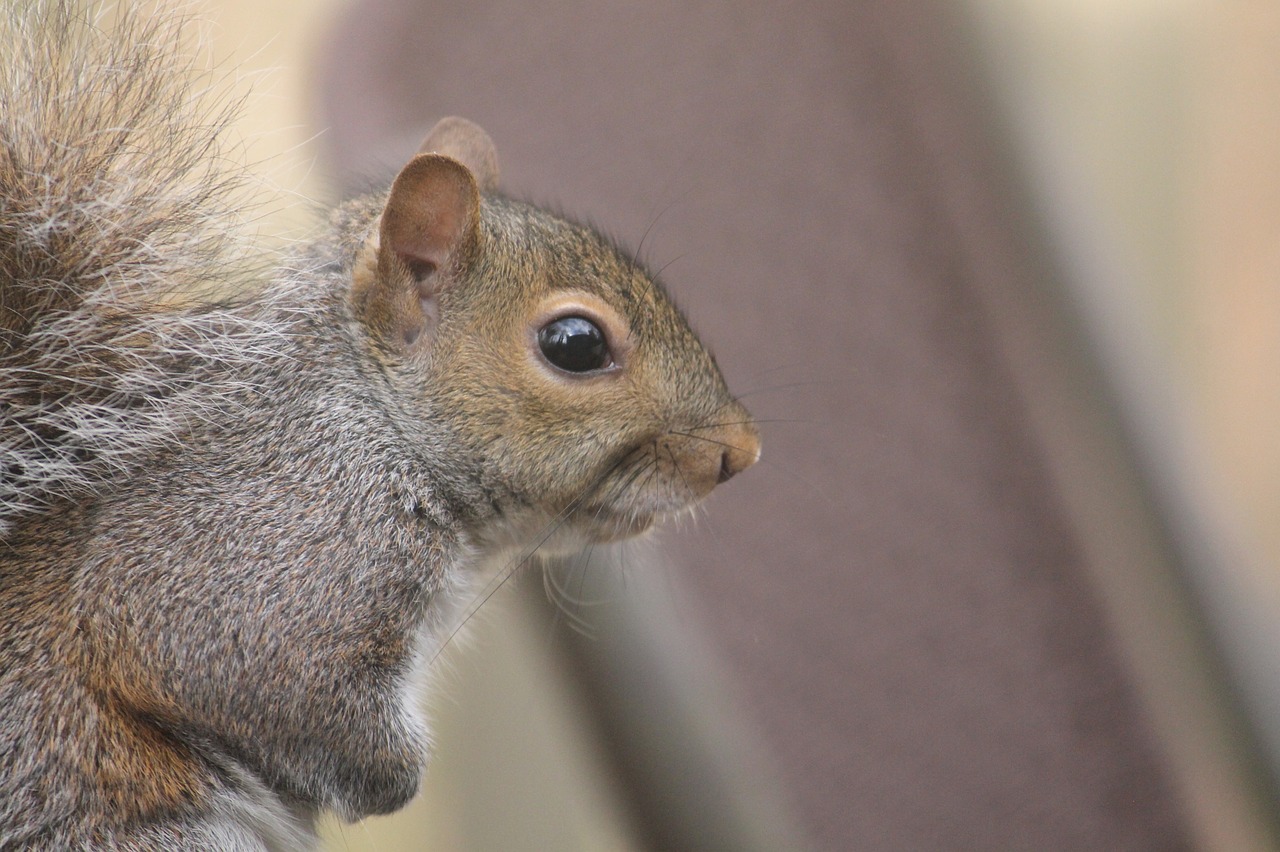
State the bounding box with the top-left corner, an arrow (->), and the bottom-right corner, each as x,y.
350,118 -> 759,552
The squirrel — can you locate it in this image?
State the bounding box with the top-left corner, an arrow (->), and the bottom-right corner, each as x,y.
0,1 -> 759,849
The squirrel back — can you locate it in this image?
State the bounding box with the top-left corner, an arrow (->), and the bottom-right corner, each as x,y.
1,2 -> 759,849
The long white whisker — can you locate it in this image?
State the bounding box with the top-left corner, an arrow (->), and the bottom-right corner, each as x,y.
426,453 -> 634,666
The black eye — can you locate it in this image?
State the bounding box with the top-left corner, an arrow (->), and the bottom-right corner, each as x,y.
537,316 -> 611,373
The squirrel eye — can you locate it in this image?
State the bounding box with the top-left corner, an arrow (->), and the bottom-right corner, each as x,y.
537,316 -> 611,373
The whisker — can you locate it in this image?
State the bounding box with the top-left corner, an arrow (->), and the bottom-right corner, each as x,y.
633,183 -> 696,309
592,452 -> 660,600
665,443 -> 693,501
575,542 -> 595,606
628,459 -> 661,527
652,253 -> 686,280
734,379 -> 828,400
542,561 -> 581,639
543,447 -> 661,641
618,462 -> 662,596
750,361 -> 809,378
544,553 -> 596,638
668,430 -> 751,454
544,460 -> 642,640
670,429 -> 831,502
426,452 -> 637,665
682,417 -> 808,431
569,541 -> 599,639
613,450 -> 656,501
544,551 -> 607,611
633,186 -> 693,267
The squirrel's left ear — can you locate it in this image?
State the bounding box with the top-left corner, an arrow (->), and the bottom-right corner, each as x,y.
354,153 -> 480,349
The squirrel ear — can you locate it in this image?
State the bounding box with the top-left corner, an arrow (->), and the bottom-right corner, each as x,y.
356,153 -> 480,349
416,117 -> 499,193
378,152 -> 480,286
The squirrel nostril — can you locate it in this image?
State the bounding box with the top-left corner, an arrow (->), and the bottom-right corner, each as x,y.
714,424 -> 760,485
718,450 -> 736,484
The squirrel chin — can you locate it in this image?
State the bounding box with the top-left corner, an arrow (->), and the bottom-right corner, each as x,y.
480,510 -> 658,558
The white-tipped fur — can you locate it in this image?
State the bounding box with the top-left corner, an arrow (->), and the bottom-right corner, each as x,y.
0,0 -> 283,534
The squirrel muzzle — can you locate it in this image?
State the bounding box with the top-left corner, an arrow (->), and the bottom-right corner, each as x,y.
671,404 -> 761,498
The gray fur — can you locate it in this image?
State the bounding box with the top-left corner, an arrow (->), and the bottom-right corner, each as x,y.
0,2 -> 758,848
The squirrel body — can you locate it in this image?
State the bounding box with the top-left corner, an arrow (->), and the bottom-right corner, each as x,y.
0,2 -> 758,848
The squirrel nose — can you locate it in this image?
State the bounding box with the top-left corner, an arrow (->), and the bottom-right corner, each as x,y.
716,419 -> 761,484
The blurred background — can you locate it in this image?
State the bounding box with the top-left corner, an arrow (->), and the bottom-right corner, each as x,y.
199,0 -> 1278,848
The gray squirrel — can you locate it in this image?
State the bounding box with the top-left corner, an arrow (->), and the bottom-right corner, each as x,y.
0,2 -> 759,848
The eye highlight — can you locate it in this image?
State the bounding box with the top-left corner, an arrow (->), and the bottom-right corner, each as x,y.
537,315 -> 611,373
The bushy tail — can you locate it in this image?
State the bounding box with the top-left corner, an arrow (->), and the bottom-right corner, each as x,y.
1,0 -> 280,534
